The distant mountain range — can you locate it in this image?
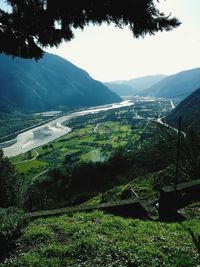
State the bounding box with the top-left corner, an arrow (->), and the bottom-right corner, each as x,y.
104,82 -> 136,96
0,53 -> 121,113
124,74 -> 167,92
105,75 -> 166,96
106,68 -> 200,100
143,68 -> 200,98
166,88 -> 200,132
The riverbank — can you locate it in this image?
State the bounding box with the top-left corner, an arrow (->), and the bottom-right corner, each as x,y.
2,100 -> 133,158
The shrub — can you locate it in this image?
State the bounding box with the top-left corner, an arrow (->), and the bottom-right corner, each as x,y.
0,207 -> 27,261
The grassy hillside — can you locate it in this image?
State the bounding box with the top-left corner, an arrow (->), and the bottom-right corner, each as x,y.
2,211 -> 200,267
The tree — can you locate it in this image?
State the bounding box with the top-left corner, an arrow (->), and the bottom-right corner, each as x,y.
0,0 -> 180,60
0,150 -> 20,208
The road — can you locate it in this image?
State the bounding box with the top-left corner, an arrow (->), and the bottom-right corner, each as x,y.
156,117 -> 186,137
93,123 -> 101,133
170,100 -> 175,109
31,169 -> 49,182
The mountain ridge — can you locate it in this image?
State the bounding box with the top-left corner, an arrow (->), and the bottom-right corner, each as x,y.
166,87 -> 200,131
105,74 -> 166,96
143,68 -> 200,98
0,53 -> 121,113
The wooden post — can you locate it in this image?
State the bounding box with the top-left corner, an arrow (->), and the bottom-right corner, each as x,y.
174,116 -> 182,192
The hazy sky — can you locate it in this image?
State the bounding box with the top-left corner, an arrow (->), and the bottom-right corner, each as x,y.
47,0 -> 200,82
1,0 -> 200,82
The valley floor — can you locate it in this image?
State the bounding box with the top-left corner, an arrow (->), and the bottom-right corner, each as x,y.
1,98 -> 200,266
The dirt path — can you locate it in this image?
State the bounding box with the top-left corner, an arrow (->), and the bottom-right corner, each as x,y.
14,149 -> 39,164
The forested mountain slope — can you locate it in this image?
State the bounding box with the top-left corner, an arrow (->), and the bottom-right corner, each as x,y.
166,88 -> 200,131
0,53 -> 121,112
144,68 -> 200,98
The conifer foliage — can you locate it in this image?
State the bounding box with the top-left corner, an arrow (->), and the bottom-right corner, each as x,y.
0,150 -> 20,208
0,0 -> 180,59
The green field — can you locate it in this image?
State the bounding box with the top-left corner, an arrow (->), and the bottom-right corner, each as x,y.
15,160 -> 48,173
11,120 -> 151,187
10,100 -> 173,190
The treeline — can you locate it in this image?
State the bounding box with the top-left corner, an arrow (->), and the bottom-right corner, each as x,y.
0,151 -> 26,261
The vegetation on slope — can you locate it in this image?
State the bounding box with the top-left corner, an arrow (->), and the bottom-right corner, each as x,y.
166,88 -> 200,132
0,208 -> 27,261
0,150 -> 20,208
144,68 -> 200,98
2,211 -> 200,267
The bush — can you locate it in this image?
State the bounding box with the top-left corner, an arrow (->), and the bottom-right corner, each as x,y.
0,150 -> 21,208
0,207 -> 27,261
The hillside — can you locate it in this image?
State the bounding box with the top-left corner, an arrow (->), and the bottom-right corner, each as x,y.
0,53 -> 121,112
144,68 -> 200,98
125,74 -> 167,92
1,210 -> 199,267
166,88 -> 200,131
105,74 -> 166,96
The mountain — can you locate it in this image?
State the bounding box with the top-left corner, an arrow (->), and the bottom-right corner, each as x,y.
144,68 -> 200,98
0,53 -> 121,112
124,74 -> 167,92
166,88 -> 200,131
104,82 -> 137,96
105,74 -> 166,96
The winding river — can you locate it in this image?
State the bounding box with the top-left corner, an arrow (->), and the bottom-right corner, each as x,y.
1,100 -> 133,158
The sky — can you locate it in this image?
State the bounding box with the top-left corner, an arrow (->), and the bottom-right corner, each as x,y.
1,0 -> 200,82
47,0 -> 200,82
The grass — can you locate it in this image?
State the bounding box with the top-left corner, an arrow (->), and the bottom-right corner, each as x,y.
80,149 -> 102,162
15,160 -> 48,173
10,150 -> 37,163
2,211 -> 200,266
85,174 -> 159,207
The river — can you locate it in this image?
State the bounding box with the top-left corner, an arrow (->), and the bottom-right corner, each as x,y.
1,100 -> 133,158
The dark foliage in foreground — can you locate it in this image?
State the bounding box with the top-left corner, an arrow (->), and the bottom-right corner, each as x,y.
0,208 -> 26,261
0,150 -> 20,208
1,0 -> 180,59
